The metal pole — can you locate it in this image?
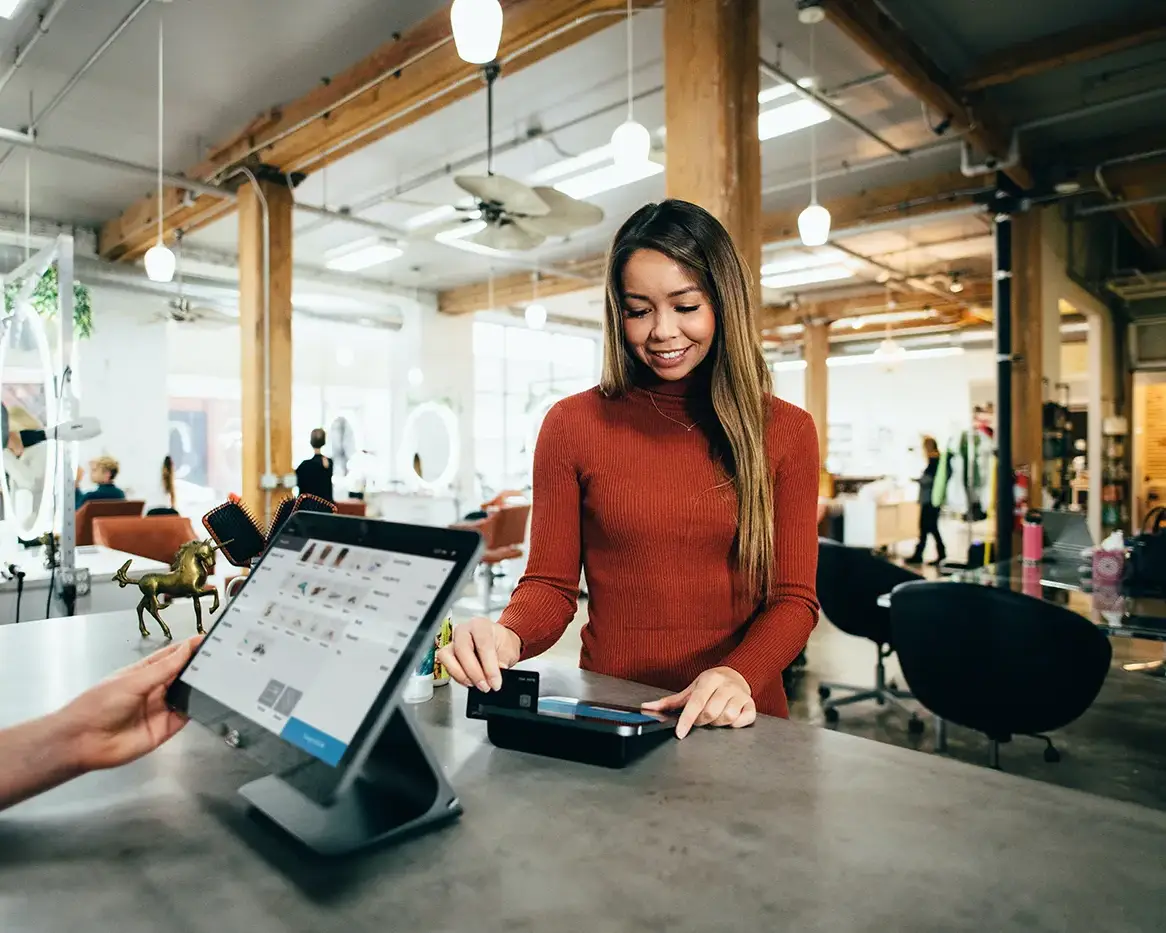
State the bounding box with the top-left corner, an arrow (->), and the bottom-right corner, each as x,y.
993,210 -> 1014,563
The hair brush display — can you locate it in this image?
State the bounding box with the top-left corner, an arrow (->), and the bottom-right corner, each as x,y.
202,494 -> 339,567
113,539 -> 226,640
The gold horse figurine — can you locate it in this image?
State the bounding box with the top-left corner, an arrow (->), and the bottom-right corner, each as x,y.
113,539 -> 227,640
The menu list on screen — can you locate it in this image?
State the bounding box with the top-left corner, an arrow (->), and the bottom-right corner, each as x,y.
179,536 -> 454,765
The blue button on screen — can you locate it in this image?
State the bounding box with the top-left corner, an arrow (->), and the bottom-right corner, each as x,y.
280,717 -> 346,766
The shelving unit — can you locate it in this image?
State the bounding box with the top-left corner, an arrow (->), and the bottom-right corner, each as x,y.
1102,416 -> 1129,533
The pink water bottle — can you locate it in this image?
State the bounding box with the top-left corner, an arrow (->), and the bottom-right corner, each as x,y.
1022,510 -> 1043,565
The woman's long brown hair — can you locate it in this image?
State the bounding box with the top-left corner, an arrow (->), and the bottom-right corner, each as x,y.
161,455 -> 176,509
599,200 -> 774,601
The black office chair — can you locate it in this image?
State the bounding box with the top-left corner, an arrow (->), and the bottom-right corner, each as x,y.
889,581 -> 1112,768
816,539 -> 925,731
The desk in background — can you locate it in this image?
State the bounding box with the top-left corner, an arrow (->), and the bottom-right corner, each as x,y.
1,613 -> 1164,932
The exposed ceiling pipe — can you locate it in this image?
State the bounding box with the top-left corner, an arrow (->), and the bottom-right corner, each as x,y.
763,203 -> 985,250
0,0 -> 155,178
1075,191 -> 1166,217
761,140 -> 961,196
293,203 -> 405,239
759,56 -> 908,158
0,0 -> 73,98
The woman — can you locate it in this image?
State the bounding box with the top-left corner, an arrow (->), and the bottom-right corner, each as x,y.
146,455 -> 179,516
438,200 -> 820,737
907,435 -> 945,565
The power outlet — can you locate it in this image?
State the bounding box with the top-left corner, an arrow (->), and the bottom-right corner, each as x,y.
58,568 -> 92,597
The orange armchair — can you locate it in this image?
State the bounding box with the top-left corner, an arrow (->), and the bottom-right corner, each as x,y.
92,515 -> 197,565
75,499 -> 145,546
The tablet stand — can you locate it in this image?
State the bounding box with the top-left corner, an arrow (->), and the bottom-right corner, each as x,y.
238,704 -> 461,856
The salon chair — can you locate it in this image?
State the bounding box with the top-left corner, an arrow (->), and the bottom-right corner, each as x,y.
816,538 -> 925,731
335,500 -> 367,517
92,515 -> 197,565
452,503 -> 531,613
75,499 -> 145,546
889,581 -> 1112,768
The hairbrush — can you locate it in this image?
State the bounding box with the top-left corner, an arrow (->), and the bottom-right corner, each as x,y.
202,500 -> 267,567
291,493 -> 337,516
267,496 -> 298,539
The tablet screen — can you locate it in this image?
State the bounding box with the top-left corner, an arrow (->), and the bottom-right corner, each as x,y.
177,532 -> 455,766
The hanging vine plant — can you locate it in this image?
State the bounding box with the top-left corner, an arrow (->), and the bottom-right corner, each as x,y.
3,264 -> 93,339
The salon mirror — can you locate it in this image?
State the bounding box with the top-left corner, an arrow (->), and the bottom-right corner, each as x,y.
0,297 -> 58,537
400,402 -> 459,492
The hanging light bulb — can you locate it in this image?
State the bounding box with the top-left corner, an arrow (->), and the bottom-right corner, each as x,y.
797,202 -> 831,247
610,0 -> 649,166
798,17 -> 832,248
145,14 -> 174,283
525,303 -> 547,330
145,242 -> 177,283
450,0 -> 503,64
407,367 -> 424,387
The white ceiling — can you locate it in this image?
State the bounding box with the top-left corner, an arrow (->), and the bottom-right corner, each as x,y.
0,0 -> 981,301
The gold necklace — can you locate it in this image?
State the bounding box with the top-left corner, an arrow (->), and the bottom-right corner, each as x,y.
649,391 -> 698,432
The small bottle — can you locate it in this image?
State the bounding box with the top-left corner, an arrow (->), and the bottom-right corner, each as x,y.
1022,510 -> 1043,566
403,641 -> 436,704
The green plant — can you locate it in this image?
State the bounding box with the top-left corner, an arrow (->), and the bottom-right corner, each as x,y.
3,264 -> 93,339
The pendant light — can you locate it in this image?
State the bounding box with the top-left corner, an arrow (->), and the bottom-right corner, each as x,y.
144,13 -> 175,283
797,17 -> 831,247
525,269 -> 547,330
610,0 -> 650,166
450,0 -> 503,65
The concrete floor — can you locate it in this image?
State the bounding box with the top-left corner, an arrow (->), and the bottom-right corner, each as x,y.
460,565 -> 1166,814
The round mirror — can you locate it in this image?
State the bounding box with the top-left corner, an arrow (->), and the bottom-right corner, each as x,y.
0,302 -> 58,537
400,402 -> 459,492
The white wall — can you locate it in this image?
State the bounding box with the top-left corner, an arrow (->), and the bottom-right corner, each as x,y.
76,286 -> 170,502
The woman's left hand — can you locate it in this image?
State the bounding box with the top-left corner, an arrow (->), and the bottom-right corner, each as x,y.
642,666 -> 756,739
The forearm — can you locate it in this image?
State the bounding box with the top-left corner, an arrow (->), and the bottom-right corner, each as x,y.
499,573 -> 579,660
0,711 -> 83,812
721,596 -> 818,695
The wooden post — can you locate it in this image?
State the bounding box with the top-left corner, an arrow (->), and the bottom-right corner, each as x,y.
664,0 -> 761,299
804,320 -> 829,462
238,177 -> 294,522
1011,210 -> 1043,502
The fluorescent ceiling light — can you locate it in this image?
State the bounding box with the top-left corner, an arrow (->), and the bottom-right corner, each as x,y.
405,201 -> 479,230
762,264 -> 854,290
832,309 -> 939,329
761,247 -> 847,277
0,0 -> 30,18
434,219 -> 513,257
772,346 -> 964,372
553,158 -> 663,200
324,236 -> 404,271
528,144 -> 616,185
758,99 -> 830,141
758,83 -> 799,105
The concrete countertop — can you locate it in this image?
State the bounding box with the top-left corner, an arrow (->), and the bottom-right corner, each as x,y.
1,612 -> 1164,932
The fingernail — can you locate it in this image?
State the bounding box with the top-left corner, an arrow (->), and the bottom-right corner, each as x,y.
477,681 -> 491,692
490,676 -> 503,690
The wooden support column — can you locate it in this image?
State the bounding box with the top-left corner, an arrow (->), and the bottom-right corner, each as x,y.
664,0 -> 761,298
804,320 -> 829,462
238,177 -> 294,522
1011,210 -> 1044,502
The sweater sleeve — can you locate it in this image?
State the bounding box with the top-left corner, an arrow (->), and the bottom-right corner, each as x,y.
497,401 -> 582,659
721,409 -> 821,696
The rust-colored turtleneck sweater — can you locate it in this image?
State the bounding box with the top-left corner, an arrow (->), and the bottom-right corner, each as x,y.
498,367 -> 820,718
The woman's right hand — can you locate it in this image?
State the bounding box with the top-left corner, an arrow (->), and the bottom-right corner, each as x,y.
436,617 -> 521,692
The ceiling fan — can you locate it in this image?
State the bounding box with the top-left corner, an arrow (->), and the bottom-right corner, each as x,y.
412,63 -> 604,251
153,234 -> 237,329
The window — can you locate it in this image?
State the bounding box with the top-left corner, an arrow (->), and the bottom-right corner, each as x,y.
472,321 -> 598,496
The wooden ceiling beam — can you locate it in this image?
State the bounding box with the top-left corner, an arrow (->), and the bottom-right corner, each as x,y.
821,0 -> 1032,189
98,0 -> 651,263
757,279 -> 992,331
437,255 -> 607,315
961,11 -> 1166,92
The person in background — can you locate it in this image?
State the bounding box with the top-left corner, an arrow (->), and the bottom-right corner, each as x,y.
0,637 -> 201,812
75,455 -> 126,510
907,435 -> 946,565
438,199 -> 820,737
146,455 -> 179,516
295,428 -> 333,502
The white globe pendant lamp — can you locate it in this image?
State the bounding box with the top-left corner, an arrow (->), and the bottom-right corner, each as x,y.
450,0 -> 503,64
525,302 -> 547,330
797,202 -> 831,247
145,13 -> 175,283
798,16 -> 832,249
610,0 -> 649,166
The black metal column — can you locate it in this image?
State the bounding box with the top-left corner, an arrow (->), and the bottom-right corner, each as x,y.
993,212 -> 1014,562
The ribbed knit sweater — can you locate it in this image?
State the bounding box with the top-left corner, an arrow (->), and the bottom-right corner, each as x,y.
498,368 -> 820,718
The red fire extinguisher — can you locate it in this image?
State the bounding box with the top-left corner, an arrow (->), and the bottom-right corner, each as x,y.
1013,466 -> 1029,532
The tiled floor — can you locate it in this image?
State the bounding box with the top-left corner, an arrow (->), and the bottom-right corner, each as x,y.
459,572 -> 1166,813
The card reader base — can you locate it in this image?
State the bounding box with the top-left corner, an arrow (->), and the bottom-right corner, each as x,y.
238,706 -> 460,856
485,713 -> 673,769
